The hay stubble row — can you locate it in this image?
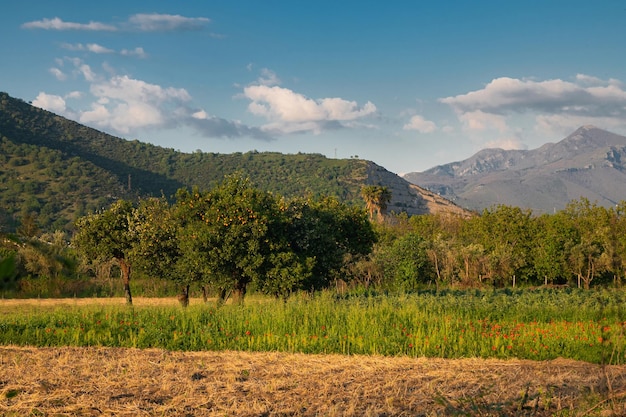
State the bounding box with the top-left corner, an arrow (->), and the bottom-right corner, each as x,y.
1,346 -> 625,416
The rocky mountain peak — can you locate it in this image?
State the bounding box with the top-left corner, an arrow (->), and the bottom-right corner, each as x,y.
403,126 -> 626,214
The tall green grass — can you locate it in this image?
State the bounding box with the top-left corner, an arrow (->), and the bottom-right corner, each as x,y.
1,288 -> 624,364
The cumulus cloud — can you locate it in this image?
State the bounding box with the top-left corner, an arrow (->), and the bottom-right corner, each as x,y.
440,74 -> 626,138
458,110 -> 508,133
22,17 -> 116,31
32,63 -> 267,140
77,75 -> 192,133
22,13 -> 210,33
403,115 -> 436,133
32,92 -> 67,114
243,84 -> 377,134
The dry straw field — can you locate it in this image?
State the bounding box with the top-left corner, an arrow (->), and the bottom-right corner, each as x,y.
1,346 -> 625,416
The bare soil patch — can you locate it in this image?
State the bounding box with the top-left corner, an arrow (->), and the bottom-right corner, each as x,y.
1,346 -> 625,416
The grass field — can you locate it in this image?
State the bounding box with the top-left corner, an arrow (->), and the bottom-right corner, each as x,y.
1,289 -> 625,363
1,289 -> 626,415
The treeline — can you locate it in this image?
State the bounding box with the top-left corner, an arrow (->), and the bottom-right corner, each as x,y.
3,173 -> 626,301
368,198 -> 626,290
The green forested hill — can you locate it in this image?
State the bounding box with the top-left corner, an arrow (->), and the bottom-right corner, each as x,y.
0,92 -> 466,233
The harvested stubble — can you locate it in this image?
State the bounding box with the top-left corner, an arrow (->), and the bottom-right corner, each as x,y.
1,346 -> 625,416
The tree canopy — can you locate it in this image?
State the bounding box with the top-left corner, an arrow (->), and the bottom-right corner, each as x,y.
72,175 -> 377,305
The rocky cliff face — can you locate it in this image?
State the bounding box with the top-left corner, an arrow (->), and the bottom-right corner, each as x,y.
365,162 -> 472,217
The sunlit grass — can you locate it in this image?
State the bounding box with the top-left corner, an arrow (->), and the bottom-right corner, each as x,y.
0,288 -> 624,364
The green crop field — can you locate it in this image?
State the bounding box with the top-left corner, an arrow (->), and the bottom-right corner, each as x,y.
1,289 -> 625,364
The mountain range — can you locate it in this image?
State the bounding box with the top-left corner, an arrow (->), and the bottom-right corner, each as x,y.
403,125 -> 626,213
0,92 -> 466,233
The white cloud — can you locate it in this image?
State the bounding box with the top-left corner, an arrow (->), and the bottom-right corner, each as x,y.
192,110 -> 209,120
484,137 -> 526,150
33,64 -> 267,140
61,43 -> 114,53
23,13 -> 210,33
78,64 -> 97,82
121,47 -> 148,59
65,91 -> 82,99
441,75 -> 626,118
62,42 -> 147,58
403,115 -> 436,133
440,74 -> 626,140
127,13 -> 210,31
32,92 -> 67,114
458,110 -> 508,133
244,84 -> 376,134
49,67 -> 66,81
257,68 -> 281,86
78,75 -> 192,133
22,17 -> 116,31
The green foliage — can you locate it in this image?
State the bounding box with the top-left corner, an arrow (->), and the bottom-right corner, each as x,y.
129,197 -> 181,283
374,233 -> 434,291
73,200 -> 135,263
172,176 -> 376,301
361,185 -> 392,221
0,252 -> 18,289
73,200 -> 136,304
366,198 -> 626,290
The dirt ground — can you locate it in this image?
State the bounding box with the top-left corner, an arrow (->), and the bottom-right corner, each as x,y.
1,346 -> 625,416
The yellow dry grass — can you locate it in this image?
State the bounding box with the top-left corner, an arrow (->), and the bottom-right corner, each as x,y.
1,346 -> 626,416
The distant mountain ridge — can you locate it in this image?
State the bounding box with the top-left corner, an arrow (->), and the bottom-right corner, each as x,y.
0,92 -> 467,232
403,126 -> 626,213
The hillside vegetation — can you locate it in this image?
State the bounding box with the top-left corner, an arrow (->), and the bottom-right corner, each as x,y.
1,92 -> 464,233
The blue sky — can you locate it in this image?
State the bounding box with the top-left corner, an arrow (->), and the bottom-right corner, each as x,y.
2,1 -> 626,174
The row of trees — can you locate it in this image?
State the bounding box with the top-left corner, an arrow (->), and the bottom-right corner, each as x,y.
5,175 -> 626,300
72,175 -> 377,305
367,198 -> 626,290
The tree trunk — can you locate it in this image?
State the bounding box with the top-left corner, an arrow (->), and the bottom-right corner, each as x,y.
201,286 -> 208,303
432,251 -> 441,289
232,280 -> 247,305
119,258 -> 132,305
217,288 -> 229,307
178,284 -> 190,308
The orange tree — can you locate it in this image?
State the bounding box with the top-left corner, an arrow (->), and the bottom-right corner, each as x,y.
73,200 -> 136,305
174,175 -> 314,304
174,177 -> 376,303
